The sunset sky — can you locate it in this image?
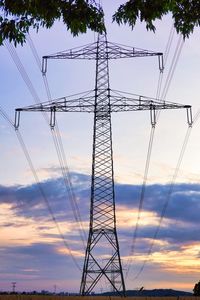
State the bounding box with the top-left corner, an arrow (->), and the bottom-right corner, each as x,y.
1,0 -> 200,294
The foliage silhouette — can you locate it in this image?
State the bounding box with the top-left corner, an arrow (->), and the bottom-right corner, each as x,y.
193,280 -> 200,296
113,0 -> 200,39
1,0 -> 200,46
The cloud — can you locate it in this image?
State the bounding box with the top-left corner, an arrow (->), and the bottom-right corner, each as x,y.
116,182 -> 200,225
0,172 -> 90,222
1,172 -> 200,292
1,174 -> 200,245
0,242 -> 81,290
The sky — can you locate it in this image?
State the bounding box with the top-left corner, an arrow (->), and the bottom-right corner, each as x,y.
1,0 -> 200,294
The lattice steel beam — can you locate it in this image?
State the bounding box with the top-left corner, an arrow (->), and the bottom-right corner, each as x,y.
15,33 -> 192,297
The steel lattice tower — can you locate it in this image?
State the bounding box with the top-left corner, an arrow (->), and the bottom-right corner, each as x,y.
15,33 -> 192,296
80,34 -> 126,295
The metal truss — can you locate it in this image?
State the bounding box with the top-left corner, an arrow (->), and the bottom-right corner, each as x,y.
15,91 -> 192,129
42,40 -> 164,73
15,91 -> 192,114
15,33 -> 192,296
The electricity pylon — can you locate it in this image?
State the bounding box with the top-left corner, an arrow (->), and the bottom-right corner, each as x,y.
15,33 -> 192,296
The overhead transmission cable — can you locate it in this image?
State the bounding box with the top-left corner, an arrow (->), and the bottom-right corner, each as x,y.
4,39 -> 85,266
125,27 -> 185,279
130,34 -> 190,281
0,105 -> 81,271
5,38 -> 86,247
110,26 -> 177,283
133,125 -> 192,280
161,35 -> 184,100
155,25 -> 175,100
125,25 -> 175,277
125,127 -> 155,278
0,106 -> 14,127
26,34 -> 87,245
132,118 -> 194,281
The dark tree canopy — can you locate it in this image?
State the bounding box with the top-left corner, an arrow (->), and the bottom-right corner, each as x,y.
0,0 -> 105,45
0,0 -> 200,46
113,0 -> 200,39
193,281 -> 200,296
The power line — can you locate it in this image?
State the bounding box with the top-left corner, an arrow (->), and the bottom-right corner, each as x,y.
124,28 -> 186,283
0,106 -> 14,127
132,103 -> 200,280
16,129 -> 82,271
130,35 -> 187,281
125,24 -> 177,279
26,34 -> 87,245
5,38 -> 86,246
4,39 -> 86,267
133,125 -> 192,280
161,36 -> 184,100
125,126 -> 155,279
156,25 -> 175,99
0,106 -> 81,271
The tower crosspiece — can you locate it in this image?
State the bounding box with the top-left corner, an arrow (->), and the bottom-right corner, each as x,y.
15,33 -> 192,296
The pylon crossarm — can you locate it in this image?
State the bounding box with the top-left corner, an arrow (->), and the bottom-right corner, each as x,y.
108,94 -> 192,126
109,94 -> 190,111
42,39 -> 164,74
16,96 -> 95,112
107,41 -> 163,61
14,94 -> 95,129
44,42 -> 97,59
42,42 -> 98,72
